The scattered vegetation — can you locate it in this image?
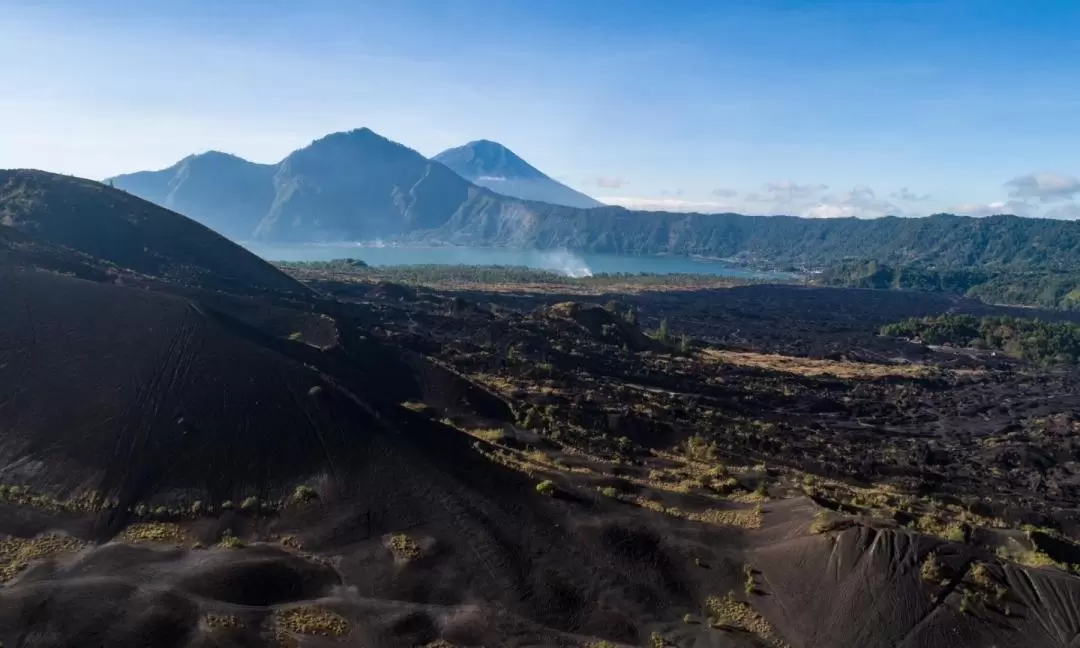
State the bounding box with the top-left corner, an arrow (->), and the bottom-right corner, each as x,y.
217,531 -> 245,549
809,510 -> 833,534
388,533 -> 422,560
821,260 -> 1080,311
279,261 -> 751,292
882,314 -> 1080,365
275,606 -> 349,637
920,552 -> 946,584
290,484 -> 318,504
703,592 -> 784,645
743,563 -> 756,595
0,534 -> 86,582
205,614 -> 244,630
120,523 -> 188,545
471,428 -> 506,443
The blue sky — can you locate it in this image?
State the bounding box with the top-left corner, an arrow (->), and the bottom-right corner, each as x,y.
4,0 -> 1080,219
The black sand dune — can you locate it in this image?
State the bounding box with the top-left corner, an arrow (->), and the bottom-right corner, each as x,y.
0,269 -> 378,505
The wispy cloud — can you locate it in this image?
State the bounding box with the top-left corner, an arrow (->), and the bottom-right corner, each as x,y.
801,185 -> 900,219
949,200 -> 1032,217
594,176 -> 625,189
711,187 -> 738,198
891,187 -> 930,201
762,181 -> 829,202
597,196 -> 734,212
1042,203 -> 1080,220
1005,172 -> 1080,202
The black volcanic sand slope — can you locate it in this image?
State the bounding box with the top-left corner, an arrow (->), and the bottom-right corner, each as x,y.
0,270 -> 367,505
0,169 -> 306,296
0,270 -> 745,647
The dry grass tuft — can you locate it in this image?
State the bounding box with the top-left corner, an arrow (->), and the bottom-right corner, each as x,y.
0,534 -> 86,582
701,348 -> 928,379
920,552 -> 947,584
205,614 -> 244,630
276,605 -> 349,637
120,522 -> 188,545
388,533 -> 422,560
704,592 -> 787,646
688,506 -> 764,529
279,535 -> 304,550
471,428 -> 506,443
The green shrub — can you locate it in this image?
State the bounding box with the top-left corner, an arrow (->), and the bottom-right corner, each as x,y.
292,485 -> 318,504
535,480 -> 556,496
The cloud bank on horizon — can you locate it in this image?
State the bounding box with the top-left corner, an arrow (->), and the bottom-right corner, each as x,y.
4,1 -> 1080,220
597,172 -> 1080,219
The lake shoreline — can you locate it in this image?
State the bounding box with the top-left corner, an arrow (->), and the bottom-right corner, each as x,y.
242,242 -> 791,280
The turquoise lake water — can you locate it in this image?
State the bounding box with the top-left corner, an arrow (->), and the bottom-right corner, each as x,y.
242,243 -> 782,279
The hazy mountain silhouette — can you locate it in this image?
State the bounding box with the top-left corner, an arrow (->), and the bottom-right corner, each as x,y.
107,128 -> 1080,271
110,128 -> 500,243
107,151 -> 275,240
433,140 -> 603,208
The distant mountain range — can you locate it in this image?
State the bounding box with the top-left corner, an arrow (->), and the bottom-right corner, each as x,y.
432,140 -> 602,208
106,127 -> 1080,271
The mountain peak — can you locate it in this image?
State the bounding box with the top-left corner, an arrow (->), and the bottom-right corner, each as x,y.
435,140 -> 543,180
433,140 -> 603,208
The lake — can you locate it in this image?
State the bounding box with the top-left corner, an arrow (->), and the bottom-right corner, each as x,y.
242,242 -> 782,279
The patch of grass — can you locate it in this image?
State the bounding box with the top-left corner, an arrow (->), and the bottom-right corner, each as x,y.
388,533 -> 422,560
600,486 -> 620,498
996,540 -> 1060,568
291,485 -> 318,504
217,531 -> 245,549
808,510 -> 833,534
472,428 -> 506,443
279,535 -> 304,550
970,562 -> 994,589
276,606 -> 349,637
288,331 -> 303,341
205,614 -> 244,630
120,522 -> 188,545
0,534 -> 86,582
686,506 -> 763,529
535,480 -> 556,496
683,434 -> 718,462
743,563 -> 756,595
701,348 -> 929,379
916,515 -> 966,543
920,552 -> 946,584
703,592 -> 783,645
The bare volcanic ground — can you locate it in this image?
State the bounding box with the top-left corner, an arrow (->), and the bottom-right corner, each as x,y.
3,262 -> 1080,646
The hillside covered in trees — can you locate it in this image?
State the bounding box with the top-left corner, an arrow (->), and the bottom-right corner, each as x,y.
881,314 -> 1080,365
820,260 -> 1080,311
